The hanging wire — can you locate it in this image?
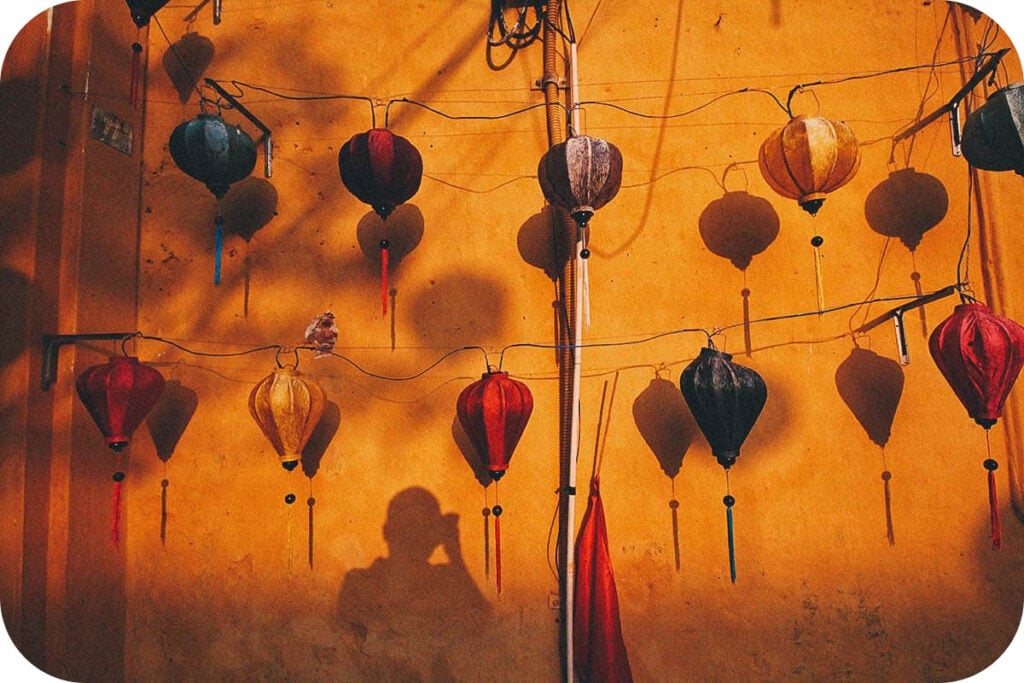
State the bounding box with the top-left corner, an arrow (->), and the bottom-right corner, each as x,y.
488,1 -> 544,49
222,80 -> 378,128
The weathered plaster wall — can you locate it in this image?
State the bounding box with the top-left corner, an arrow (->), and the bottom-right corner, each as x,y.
3,1 -> 1024,681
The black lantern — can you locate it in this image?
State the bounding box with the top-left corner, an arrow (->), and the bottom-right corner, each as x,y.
962,82 -> 1024,176
679,344 -> 767,583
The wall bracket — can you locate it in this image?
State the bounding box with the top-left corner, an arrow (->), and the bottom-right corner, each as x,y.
40,333 -> 136,391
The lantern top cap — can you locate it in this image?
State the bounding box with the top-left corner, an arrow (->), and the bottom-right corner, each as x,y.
699,345 -> 732,361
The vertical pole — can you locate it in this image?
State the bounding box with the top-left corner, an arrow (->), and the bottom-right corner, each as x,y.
563,38 -> 582,683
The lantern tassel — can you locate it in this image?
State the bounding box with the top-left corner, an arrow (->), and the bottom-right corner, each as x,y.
308,495 -> 316,569
483,502 -> 491,580
493,484 -> 503,595
811,236 -> 825,313
160,477 -> 168,545
214,216 -> 224,285
380,239 -> 390,316
724,494 -> 736,584
129,41 -> 143,110
670,497 -> 681,572
882,470 -> 895,546
985,456 -> 1002,550
111,471 -> 125,546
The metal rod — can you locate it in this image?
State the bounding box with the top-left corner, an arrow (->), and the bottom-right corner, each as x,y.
893,49 -> 1008,144
855,285 -> 957,335
41,333 -> 136,391
204,78 -> 273,178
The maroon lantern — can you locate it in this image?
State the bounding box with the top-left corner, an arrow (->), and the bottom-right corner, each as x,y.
456,370 -> 534,593
929,302 -> 1024,549
76,355 -> 165,545
338,128 -> 423,316
76,356 -> 166,451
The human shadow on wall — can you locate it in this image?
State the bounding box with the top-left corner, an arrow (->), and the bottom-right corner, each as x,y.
633,375 -> 699,571
698,191 -> 780,356
161,31 -> 215,103
336,487 -> 492,680
145,380 -> 199,544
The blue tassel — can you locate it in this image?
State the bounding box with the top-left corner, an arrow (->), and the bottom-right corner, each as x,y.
724,494 -> 736,584
214,216 -> 224,285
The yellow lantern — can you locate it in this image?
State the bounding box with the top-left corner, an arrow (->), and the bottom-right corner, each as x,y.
758,115 -> 861,215
248,366 -> 326,470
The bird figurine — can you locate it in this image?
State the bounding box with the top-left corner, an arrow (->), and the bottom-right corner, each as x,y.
305,311 -> 339,358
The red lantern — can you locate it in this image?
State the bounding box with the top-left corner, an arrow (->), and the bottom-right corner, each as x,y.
76,355 -> 165,545
929,302 -> 1024,549
76,356 -> 166,452
456,370 -> 533,593
339,129 -> 423,316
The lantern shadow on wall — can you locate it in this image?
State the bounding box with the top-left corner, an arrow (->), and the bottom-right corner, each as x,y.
356,203 -> 425,303
161,31 -> 215,104
145,379 -> 198,544
301,400 -> 340,478
834,346 -> 905,545
516,206 -> 573,282
698,190 -> 780,356
407,272 -> 508,349
632,375 -> 700,572
145,380 -> 199,463
864,168 -> 948,253
452,416 -> 494,488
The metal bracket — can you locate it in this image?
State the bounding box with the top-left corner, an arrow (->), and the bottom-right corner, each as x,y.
854,285 -> 957,365
204,78 -> 273,178
893,49 -> 1009,146
41,333 -> 135,391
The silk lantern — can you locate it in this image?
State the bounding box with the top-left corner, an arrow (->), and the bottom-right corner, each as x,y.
76,355 -> 166,544
679,345 -> 767,582
962,82 -> 1024,176
758,115 -> 861,216
248,366 -> 326,471
169,112 -> 258,285
929,302 -> 1024,549
538,135 -> 623,325
538,135 -> 623,229
338,128 -> 423,316
125,0 -> 170,108
456,370 -> 534,593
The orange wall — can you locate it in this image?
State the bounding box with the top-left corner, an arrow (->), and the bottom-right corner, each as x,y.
3,1 -> 1024,681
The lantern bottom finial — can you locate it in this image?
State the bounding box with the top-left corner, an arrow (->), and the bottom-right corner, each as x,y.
800,197 -> 825,216
716,453 -> 737,470
489,470 -> 506,481
282,460 -> 299,471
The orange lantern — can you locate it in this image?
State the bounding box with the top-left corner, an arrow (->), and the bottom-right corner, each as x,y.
248,366 -> 326,470
758,115 -> 861,215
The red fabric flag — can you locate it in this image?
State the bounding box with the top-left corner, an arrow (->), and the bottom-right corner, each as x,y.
574,477 -> 633,683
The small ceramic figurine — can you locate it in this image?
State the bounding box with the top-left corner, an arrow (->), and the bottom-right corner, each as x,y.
304,311 -> 338,358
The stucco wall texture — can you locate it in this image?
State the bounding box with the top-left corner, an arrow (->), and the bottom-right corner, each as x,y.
3,1 -> 1024,681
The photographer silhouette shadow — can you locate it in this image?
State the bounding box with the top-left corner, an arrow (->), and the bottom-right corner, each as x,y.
337,487 -> 491,680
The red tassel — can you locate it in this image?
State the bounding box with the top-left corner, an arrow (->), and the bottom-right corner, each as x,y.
985,459 -> 1002,550
493,504 -> 503,594
380,239 -> 390,316
111,471 -> 125,546
129,42 -> 143,109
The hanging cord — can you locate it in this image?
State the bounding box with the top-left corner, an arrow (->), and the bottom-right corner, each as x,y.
488,0 -> 544,49
957,167 -> 978,303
